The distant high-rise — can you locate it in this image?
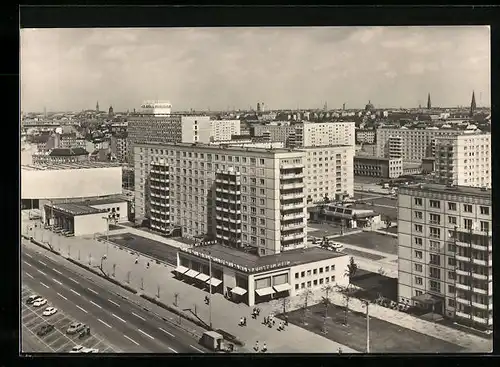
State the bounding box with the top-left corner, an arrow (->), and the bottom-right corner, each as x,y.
96,101 -> 100,112
470,91 -> 477,117
257,102 -> 261,113
342,103 -> 346,111
108,105 -> 114,117
427,93 -> 431,109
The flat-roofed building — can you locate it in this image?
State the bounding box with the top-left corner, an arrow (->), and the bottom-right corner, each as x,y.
355,129 -> 376,144
250,123 -> 296,147
397,184 -> 492,329
433,133 -> 491,188
110,132 -> 130,163
354,155 -> 403,178
134,142 -> 307,256
304,145 -> 355,203
295,122 -> 355,148
210,120 -> 241,141
32,147 -> 89,165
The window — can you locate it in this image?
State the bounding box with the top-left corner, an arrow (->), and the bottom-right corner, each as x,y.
414,198 -> 423,206
295,273 -> 299,279
331,265 -> 335,271
319,267 -> 323,273
429,240 -> 440,251
448,257 -> 456,266
307,270 -> 311,276
301,283 -> 305,289
429,214 -> 440,225
414,211 -> 423,219
429,254 -> 440,265
307,281 -> 311,288
331,275 -> 335,282
429,280 -> 440,293
448,271 -> 456,280
301,271 -> 305,277
463,219 -> 472,230
414,224 -> 423,233
448,299 -> 456,307
480,221 -> 490,232
313,280 -> 318,286
325,277 -> 330,283
448,202 -> 457,211
295,284 -> 299,290
429,267 -> 441,280
448,216 -> 457,225
325,266 -> 330,272
319,278 -> 324,285
313,269 -> 317,275
447,243 -> 456,252
415,250 -> 423,259
414,263 -> 423,272
448,285 -> 455,293
414,237 -> 423,246
463,204 -> 472,213
480,206 -> 490,215
415,277 -> 423,285
429,227 -> 440,239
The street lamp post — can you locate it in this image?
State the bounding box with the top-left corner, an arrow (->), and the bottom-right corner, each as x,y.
102,216 -> 110,257
100,255 -> 107,271
362,300 -> 370,353
208,251 -> 213,328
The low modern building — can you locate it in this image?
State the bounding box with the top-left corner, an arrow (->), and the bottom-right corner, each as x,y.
422,157 -> 435,174
354,156 -> 403,178
308,203 -> 383,230
32,147 -> 89,165
175,244 -> 349,306
210,120 -> 241,142
402,162 -> 422,176
397,184 -> 492,329
355,129 -> 376,144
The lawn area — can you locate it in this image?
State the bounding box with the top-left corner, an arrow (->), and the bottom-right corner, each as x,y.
279,303 -> 465,353
335,232 -> 398,255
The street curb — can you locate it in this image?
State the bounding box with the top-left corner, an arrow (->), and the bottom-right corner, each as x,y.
30,238 -> 61,256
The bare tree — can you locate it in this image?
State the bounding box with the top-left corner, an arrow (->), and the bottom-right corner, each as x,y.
174,292 -> 179,307
320,284 -> 334,334
299,289 -> 314,325
280,296 -> 291,316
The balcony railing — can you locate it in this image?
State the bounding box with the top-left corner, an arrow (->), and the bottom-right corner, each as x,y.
280,172 -> 305,180
472,258 -> 491,267
471,301 -> 488,310
455,269 -> 469,277
455,296 -> 470,306
281,213 -> 304,221
471,243 -> 492,252
281,222 -> 305,231
281,232 -> 305,241
280,162 -> 304,170
280,192 -> 305,200
280,182 -> 305,190
281,203 -> 304,211
215,178 -> 240,185
455,254 -> 470,262
455,283 -> 470,291
472,287 -> 488,295
472,273 -> 489,281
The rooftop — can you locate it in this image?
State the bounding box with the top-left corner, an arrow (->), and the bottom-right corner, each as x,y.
354,155 -> 393,161
48,148 -> 88,156
45,202 -> 107,217
21,162 -> 122,171
181,244 -> 346,273
401,183 -> 491,199
79,196 -> 129,206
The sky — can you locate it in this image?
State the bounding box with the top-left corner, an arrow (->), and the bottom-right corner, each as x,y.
21,26 -> 490,113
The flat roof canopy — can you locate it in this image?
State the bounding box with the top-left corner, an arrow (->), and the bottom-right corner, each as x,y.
273,283 -> 292,293
45,203 -> 107,217
206,278 -> 222,287
175,266 -> 189,274
231,287 -> 248,296
411,293 -> 442,305
184,269 -> 200,278
195,273 -> 210,282
255,287 -> 275,297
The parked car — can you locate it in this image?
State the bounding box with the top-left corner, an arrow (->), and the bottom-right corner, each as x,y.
81,348 -> 99,353
43,307 -> 58,316
70,345 -> 85,353
26,295 -> 42,305
33,298 -> 47,307
66,322 -> 86,335
37,324 -> 54,336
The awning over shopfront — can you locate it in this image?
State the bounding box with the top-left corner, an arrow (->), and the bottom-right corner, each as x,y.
255,287 -> 275,297
206,278 -> 223,287
231,287 -> 248,296
175,266 -> 189,274
273,283 -> 292,293
185,269 -> 200,278
195,273 -> 210,282
411,293 -> 442,305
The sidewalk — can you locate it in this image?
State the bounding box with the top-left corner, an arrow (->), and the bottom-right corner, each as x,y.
21,218 -> 492,352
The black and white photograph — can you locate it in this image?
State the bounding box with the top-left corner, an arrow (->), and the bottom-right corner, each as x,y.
20,24 -> 492,354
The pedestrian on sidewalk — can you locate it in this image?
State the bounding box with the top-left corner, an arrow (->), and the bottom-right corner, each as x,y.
284,315 -> 289,326
254,341 -> 259,352
239,317 -> 244,326
146,261 -> 150,268
243,317 -> 247,326
261,343 -> 267,353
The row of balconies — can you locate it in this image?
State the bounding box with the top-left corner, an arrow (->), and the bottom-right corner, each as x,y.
150,223 -> 170,231
215,187 -> 241,195
149,185 -> 169,191
455,282 -> 490,295
215,197 -> 241,205
281,231 -> 305,241
150,177 -> 169,183
280,192 -> 305,200
150,217 -> 170,224
281,202 -> 305,211
150,208 -> 170,215
281,212 -> 304,221
215,178 -> 241,185
280,172 -> 305,180
216,215 -> 242,224
215,224 -> 242,233
215,233 -> 242,242
280,163 -> 304,170
455,311 -> 491,325
280,182 -> 305,190
455,296 -> 491,310
455,269 -> 491,281
455,240 -> 492,252
281,222 -> 305,231
215,206 -> 241,214
150,168 -> 169,174
455,255 -> 492,267
150,201 -> 169,208
150,192 -> 170,199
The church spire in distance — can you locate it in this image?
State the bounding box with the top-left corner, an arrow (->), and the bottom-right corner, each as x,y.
427,93 -> 431,109
96,101 -> 100,112
470,91 -> 476,117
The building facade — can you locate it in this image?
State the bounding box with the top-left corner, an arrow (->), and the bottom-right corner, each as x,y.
295,122 -> 355,148
210,120 -> 241,141
354,156 -> 403,178
304,145 -> 355,203
376,127 -> 464,162
397,184 -> 492,329
32,148 -> 89,165
110,133 -> 129,163
355,129 -> 376,144
250,124 -> 296,146
433,133 -> 491,188
134,143 -> 307,255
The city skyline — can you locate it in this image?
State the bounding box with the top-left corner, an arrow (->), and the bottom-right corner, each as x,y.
21,26 -> 490,113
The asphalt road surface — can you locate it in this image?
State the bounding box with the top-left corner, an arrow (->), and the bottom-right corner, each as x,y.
21,246 -> 207,353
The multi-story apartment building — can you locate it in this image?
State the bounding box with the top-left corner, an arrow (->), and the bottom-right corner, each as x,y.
376,127 -> 463,162
127,114 -> 211,163
304,145 -> 355,203
355,129 -> 376,144
433,133 -> 491,188
295,122 -> 355,148
354,156 -> 403,178
110,133 -> 129,163
397,184 -> 492,329
148,160 -> 170,233
134,143 -> 307,256
250,123 -> 296,147
210,120 -> 241,141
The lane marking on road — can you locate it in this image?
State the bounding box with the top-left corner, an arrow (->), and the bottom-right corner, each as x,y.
57,292 -> 68,300
40,282 -> 50,288
89,301 -> 102,309
52,278 -> 63,285
88,288 -> 98,295
169,347 -> 177,353
69,289 -> 80,296
39,260 -> 47,266
131,312 -> 145,321
108,299 -> 120,307
111,313 -> 126,323
37,269 -> 46,276
68,277 -> 78,284
138,329 -> 154,340
159,328 -> 174,337
25,253 -> 33,258
190,345 -> 204,353
124,335 -> 140,346
76,305 -> 88,314
53,269 -> 63,275
25,272 -> 34,279
98,319 -> 112,328
23,261 -> 32,267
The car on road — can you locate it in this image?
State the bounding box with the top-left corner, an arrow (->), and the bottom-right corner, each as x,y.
42,307 -> 58,316
33,298 -> 47,307
67,322 -> 86,335
26,295 -> 42,305
69,345 -> 85,353
37,324 -> 54,336
81,348 -> 99,353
